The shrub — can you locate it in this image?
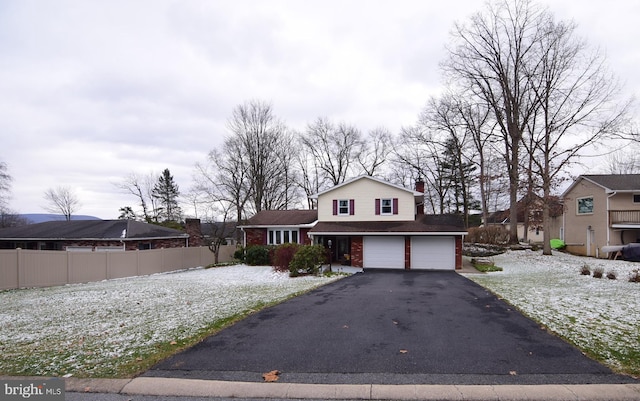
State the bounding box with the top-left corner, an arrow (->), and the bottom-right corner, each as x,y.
606,270 -> 617,280
465,226 -> 510,245
580,264 -> 591,276
629,270 -> 640,283
245,245 -> 272,266
592,266 -> 604,279
272,243 -> 300,273
233,247 -> 245,262
289,245 -> 326,277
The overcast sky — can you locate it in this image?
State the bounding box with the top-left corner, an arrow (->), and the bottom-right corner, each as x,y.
1,0 -> 638,219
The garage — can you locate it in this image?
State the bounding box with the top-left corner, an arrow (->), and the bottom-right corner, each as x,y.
411,236 -> 455,270
363,236 -> 405,269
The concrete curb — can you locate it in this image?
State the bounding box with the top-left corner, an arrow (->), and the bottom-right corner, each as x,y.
63,377 -> 640,401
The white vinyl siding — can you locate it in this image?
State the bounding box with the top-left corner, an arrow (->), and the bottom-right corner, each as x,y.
318,178 -> 415,222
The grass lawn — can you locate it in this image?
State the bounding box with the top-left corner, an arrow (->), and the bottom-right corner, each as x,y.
465,250 -> 640,378
0,265 -> 343,378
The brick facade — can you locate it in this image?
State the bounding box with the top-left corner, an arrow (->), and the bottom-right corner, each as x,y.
404,236 -> 411,269
245,228 -> 267,246
350,236 -> 363,267
300,228 -> 312,245
455,236 -> 463,270
184,218 -> 203,247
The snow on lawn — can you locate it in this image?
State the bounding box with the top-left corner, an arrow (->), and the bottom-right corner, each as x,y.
0,265 -> 343,378
465,250 -> 640,376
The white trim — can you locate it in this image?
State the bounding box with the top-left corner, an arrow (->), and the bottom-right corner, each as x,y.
309,175 -> 422,199
239,221 -> 318,229
309,231 -> 467,236
612,224 -> 640,229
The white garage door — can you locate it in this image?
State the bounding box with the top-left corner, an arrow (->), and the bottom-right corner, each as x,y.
363,236 -> 405,269
411,236 -> 455,270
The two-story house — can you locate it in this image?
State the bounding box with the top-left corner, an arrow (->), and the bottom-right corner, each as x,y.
561,174 -> 640,258
240,176 -> 467,270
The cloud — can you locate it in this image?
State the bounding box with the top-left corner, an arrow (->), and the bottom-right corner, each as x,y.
0,0 -> 637,218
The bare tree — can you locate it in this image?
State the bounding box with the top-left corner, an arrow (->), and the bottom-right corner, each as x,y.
0,161 -> 11,211
604,148 -> 640,174
523,15 -> 630,254
194,150 -> 247,240
226,100 -> 292,213
393,125 -> 450,214
114,172 -> 160,222
358,127 -> 392,176
443,0 -> 546,243
43,186 -> 80,221
301,117 -> 364,186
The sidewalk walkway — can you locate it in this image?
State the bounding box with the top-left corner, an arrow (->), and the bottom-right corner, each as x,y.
65,376 -> 640,400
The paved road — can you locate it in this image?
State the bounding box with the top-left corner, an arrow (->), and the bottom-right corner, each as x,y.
145,271 -> 636,385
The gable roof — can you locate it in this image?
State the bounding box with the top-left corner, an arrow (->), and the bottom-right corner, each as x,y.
240,210 -> 318,227
308,175 -> 422,199
309,214 -> 466,235
0,220 -> 189,241
562,174 -> 640,196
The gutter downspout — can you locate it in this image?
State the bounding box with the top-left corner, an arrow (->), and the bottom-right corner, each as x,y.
240,227 -> 246,248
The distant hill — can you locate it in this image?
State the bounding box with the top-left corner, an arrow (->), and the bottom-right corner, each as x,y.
21,214 -> 102,224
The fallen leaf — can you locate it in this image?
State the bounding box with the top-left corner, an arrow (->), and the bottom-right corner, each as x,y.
342,325 -> 349,329
392,320 -> 399,325
263,370 -> 280,382
84,387 -> 91,392
399,349 -> 408,354
170,341 -> 177,345
509,371 -> 517,375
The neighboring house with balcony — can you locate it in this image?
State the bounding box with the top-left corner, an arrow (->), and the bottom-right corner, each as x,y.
240,175 -> 467,270
561,174 -> 640,258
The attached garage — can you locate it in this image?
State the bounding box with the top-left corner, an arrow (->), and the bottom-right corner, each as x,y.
411,236 -> 455,270
363,236 -> 405,269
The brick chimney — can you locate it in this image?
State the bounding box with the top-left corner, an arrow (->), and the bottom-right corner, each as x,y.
184,218 -> 203,247
415,178 -> 425,215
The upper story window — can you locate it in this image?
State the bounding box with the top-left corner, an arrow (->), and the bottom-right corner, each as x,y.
339,199 -> 350,215
381,199 -> 392,214
633,194 -> 640,203
375,198 -> 398,215
333,199 -> 354,216
576,196 -> 594,215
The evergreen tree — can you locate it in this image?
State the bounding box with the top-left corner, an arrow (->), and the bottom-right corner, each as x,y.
438,135 -> 478,225
152,168 -> 181,222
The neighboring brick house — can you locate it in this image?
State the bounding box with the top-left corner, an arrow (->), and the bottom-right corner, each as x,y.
0,220 -> 190,251
561,174 -> 640,258
239,175 -> 467,270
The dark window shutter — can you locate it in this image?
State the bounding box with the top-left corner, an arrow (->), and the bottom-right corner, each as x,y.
375,199 -> 380,215
393,198 -> 399,214
349,199 -> 355,215
333,199 -> 338,215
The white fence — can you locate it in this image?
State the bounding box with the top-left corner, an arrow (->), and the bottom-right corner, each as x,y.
0,245 -> 236,290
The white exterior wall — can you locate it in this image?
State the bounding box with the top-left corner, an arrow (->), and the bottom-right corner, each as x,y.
317,178 -> 416,222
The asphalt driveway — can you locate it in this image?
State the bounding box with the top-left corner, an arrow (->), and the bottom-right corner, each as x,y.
145,271 -> 636,385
